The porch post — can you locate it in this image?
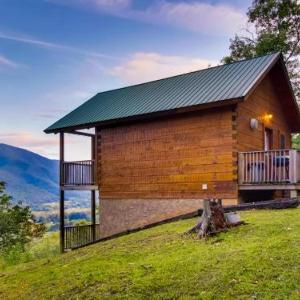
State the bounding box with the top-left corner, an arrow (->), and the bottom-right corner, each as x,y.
91,190 -> 96,242
289,150 -> 297,184
290,190 -> 298,198
238,152 -> 244,184
59,132 -> 65,253
91,135 -> 96,184
91,135 -> 96,242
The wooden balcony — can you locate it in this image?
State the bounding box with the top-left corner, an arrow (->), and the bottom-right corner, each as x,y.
60,160 -> 97,190
238,149 -> 300,190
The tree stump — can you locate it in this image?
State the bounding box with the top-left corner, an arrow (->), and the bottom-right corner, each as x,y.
187,199 -> 228,238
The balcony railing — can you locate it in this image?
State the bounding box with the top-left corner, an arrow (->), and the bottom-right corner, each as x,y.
239,149 -> 300,184
64,224 -> 101,250
61,160 -> 96,186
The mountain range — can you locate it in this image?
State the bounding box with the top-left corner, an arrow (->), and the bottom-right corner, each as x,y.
0,143 -> 59,210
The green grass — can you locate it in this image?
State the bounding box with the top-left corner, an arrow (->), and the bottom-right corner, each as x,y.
0,232 -> 59,268
1,209 -> 300,299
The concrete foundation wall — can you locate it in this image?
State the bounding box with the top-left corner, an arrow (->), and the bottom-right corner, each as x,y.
99,198 -> 237,238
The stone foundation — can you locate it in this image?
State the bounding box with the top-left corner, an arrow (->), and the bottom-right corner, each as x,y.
99,198 -> 238,238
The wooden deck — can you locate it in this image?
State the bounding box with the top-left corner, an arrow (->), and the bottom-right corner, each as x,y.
238,149 -> 300,189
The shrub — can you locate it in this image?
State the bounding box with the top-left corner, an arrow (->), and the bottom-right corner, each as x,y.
0,182 -> 46,256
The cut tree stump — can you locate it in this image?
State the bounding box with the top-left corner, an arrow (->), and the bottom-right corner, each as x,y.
187,199 -> 241,238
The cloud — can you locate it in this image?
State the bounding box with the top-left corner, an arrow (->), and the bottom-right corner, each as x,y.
49,0 -> 246,36
137,1 -> 247,36
0,131 -> 87,159
0,132 -> 58,157
0,54 -> 20,69
48,0 -> 131,12
0,32 -> 118,60
109,52 -> 217,84
33,108 -> 69,120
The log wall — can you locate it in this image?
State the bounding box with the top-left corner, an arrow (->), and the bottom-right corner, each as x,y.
236,71 -> 293,202
97,106 -> 237,202
236,73 -> 291,152
95,68 -> 294,237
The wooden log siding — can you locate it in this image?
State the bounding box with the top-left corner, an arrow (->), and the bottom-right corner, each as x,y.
236,72 -> 292,153
97,107 -> 238,200
94,68 -> 296,205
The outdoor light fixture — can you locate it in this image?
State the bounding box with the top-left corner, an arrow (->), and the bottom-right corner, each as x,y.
250,118 -> 259,130
262,113 -> 273,123
256,113 -> 273,125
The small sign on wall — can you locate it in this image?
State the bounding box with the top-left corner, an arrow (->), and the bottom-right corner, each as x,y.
202,184 -> 208,190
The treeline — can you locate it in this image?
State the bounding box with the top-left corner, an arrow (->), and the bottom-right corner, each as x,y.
35,212 -> 91,232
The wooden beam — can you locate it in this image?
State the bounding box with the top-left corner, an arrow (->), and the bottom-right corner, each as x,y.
92,135 -> 97,184
67,130 -> 95,138
91,190 -> 96,242
60,185 -> 98,191
60,190 -> 65,253
238,153 -> 244,184
59,132 -> 65,253
59,132 -> 64,185
239,184 -> 300,190
91,134 -> 97,242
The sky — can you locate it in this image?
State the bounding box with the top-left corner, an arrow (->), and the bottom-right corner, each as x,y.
0,0 -> 252,160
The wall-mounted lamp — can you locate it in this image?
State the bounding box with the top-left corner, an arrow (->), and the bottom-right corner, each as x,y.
250,118 -> 259,130
261,113 -> 273,123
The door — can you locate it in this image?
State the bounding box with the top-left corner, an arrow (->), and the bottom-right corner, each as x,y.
264,128 -> 273,151
264,128 -> 273,182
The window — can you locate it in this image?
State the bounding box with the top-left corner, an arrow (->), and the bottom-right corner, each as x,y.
280,134 -> 286,149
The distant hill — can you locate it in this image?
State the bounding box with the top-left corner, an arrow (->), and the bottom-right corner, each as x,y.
0,143 -> 59,210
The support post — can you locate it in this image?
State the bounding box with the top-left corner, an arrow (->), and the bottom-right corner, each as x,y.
60,190 -> 65,253
91,190 -> 96,242
91,134 -> 96,242
59,132 -> 65,253
290,190 -> 298,198
91,135 -> 97,184
289,150 -> 297,183
238,152 -> 244,184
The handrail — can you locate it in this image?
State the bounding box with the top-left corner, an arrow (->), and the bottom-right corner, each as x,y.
61,160 -> 96,186
64,224 -> 100,250
63,159 -> 96,164
65,223 -> 100,228
239,149 -> 293,154
238,149 -> 300,184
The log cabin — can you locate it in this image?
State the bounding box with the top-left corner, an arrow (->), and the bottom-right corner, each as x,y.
45,52 -> 300,251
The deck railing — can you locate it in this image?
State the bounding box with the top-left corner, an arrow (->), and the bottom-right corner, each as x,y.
64,224 -> 101,250
61,160 -> 96,186
239,149 -> 300,184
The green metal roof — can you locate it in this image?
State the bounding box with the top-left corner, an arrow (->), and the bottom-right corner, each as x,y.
45,53 -> 281,133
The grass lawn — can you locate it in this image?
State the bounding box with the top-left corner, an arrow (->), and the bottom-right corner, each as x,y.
1,209 -> 300,299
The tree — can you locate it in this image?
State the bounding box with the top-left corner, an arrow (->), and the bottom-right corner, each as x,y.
0,182 -> 46,254
222,0 -> 300,99
292,133 -> 300,149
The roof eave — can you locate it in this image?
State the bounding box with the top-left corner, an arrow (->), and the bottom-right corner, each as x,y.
243,52 -> 281,101
241,52 -> 300,133
44,97 -> 243,134
277,57 -> 300,132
